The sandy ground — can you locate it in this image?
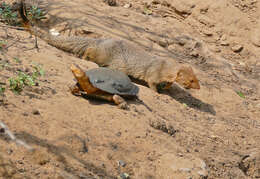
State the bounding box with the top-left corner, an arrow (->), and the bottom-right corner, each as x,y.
0,0 -> 260,178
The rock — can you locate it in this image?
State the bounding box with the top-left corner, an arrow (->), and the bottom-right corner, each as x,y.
220,34 -> 229,46
32,109 -> 40,115
220,41 -> 229,46
170,1 -> 194,17
118,173 -> 129,179
232,44 -> 243,52
196,15 -> 215,27
123,3 -> 131,8
202,29 -> 213,36
118,160 -> 126,167
104,0 -> 116,6
49,29 -> 60,36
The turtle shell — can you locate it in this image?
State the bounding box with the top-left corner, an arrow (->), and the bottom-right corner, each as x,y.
85,67 -> 139,96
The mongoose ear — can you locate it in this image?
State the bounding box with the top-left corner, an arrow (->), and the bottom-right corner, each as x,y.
177,70 -> 182,76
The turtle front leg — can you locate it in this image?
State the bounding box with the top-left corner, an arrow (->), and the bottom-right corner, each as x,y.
69,83 -> 81,96
86,92 -> 128,110
112,95 -> 128,110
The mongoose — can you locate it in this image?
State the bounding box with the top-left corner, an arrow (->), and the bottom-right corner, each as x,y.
19,0 -> 200,92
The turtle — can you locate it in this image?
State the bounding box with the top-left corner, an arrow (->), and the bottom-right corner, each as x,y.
70,64 -> 139,109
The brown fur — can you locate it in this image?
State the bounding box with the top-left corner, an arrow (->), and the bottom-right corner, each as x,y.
84,40 -> 200,91
19,1 -> 200,92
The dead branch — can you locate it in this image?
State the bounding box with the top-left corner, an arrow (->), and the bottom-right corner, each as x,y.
0,121 -> 34,151
0,23 -> 26,30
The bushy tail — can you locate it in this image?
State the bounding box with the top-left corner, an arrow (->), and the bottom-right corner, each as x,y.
19,0 -> 47,39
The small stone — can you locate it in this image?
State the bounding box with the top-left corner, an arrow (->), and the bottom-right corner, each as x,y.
231,44 -> 243,52
49,29 -> 60,36
0,128 -> 5,133
118,160 -> 126,167
119,173 -> 129,179
115,132 -> 121,137
152,0 -> 160,5
32,109 -> 40,115
190,51 -> 199,57
198,170 -> 208,177
203,29 -> 213,36
220,34 -> 229,46
123,3 -> 131,8
104,0 -> 117,6
7,149 -> 13,155
23,112 -> 29,116
220,41 -> 229,46
194,149 -> 199,152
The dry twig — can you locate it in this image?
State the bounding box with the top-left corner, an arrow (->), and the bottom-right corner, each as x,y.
0,121 -> 34,151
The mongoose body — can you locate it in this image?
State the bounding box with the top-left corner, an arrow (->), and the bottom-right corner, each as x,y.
19,1 -> 200,92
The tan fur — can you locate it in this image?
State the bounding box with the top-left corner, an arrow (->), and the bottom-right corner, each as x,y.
84,40 -> 200,91
19,1 -> 200,92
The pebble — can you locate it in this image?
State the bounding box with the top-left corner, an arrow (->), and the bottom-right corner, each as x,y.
119,173 -> 129,179
220,41 -> 229,46
220,35 -> 229,46
49,29 -> 60,36
104,0 -> 117,6
123,3 -> 131,8
232,44 -> 243,52
118,160 -> 126,167
32,109 -> 40,115
202,29 -> 213,36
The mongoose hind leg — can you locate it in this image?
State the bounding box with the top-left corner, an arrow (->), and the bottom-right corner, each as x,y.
112,95 -> 128,110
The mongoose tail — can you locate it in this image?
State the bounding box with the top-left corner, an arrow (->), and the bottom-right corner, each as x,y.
19,0 -> 98,57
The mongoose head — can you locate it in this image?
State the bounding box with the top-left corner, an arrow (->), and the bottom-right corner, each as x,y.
175,66 -> 200,89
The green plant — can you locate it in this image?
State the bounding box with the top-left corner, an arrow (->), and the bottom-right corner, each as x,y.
9,72 -> 34,93
0,41 -> 7,50
32,63 -> 45,77
0,61 -> 9,70
0,2 -> 19,25
237,91 -> 245,98
13,57 -> 21,63
27,5 -> 46,21
8,64 -> 44,94
0,84 -> 5,96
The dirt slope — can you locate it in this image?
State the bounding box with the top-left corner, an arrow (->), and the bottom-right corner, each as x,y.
0,0 -> 260,178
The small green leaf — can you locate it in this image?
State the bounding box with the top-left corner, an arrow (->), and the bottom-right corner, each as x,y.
237,91 -> 245,98
143,7 -> 152,15
13,57 -> 21,63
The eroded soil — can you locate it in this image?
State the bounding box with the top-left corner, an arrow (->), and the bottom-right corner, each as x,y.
0,0 -> 260,178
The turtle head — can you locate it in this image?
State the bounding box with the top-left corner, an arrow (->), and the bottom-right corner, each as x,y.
70,64 -> 86,78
